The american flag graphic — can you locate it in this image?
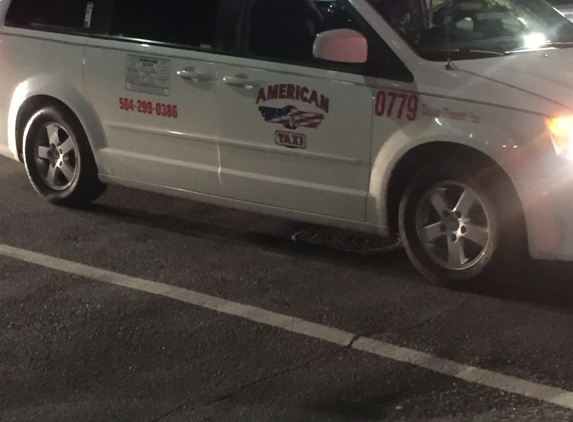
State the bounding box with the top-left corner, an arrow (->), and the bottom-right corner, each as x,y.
258,106 -> 324,129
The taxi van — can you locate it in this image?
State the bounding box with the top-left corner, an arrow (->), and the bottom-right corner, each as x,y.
1,0 -> 573,287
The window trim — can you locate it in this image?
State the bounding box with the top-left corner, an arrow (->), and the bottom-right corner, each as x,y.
4,0 -> 95,34
2,23 -> 91,37
87,33 -> 229,56
103,0 -> 227,51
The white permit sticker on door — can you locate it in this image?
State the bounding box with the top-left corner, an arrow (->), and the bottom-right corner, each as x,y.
125,55 -> 171,96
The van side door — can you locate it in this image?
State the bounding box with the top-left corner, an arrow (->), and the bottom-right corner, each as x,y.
84,0 -> 224,194
215,0 -> 409,221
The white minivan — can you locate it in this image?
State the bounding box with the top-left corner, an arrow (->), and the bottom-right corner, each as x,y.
1,0 -> 572,287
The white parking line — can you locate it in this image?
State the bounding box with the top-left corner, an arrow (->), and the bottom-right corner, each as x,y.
2,242 -> 573,410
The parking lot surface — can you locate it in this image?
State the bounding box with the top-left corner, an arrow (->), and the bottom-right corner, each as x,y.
3,156 -> 573,421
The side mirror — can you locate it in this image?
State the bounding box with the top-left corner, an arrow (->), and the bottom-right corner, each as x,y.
313,29 -> 368,64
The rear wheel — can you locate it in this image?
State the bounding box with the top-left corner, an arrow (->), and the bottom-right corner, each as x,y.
398,159 -> 523,288
22,105 -> 105,206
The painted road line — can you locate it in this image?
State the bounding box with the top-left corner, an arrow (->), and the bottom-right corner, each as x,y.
1,242 -> 573,410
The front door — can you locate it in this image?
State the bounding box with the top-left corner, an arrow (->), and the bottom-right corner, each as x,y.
215,0 -> 379,221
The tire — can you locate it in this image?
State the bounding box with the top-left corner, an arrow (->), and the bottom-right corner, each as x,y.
398,159 -> 524,289
22,105 -> 106,207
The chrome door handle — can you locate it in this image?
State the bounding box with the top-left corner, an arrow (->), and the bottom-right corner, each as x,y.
177,68 -> 212,82
223,75 -> 259,90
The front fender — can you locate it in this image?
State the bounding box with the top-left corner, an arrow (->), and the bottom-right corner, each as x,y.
367,108 -> 556,254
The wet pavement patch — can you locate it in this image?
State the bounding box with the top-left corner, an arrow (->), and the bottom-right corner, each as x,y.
291,229 -> 402,255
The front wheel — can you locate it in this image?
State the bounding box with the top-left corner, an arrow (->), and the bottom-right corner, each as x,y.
22,105 -> 106,206
398,160 -> 523,288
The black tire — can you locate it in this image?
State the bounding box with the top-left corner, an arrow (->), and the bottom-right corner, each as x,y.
22,105 -> 106,207
398,159 -> 525,289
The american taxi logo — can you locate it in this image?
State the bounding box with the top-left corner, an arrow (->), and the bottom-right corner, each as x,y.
275,131 -> 306,149
256,84 -> 329,130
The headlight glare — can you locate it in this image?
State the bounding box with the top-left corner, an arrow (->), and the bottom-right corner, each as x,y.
546,116 -> 573,158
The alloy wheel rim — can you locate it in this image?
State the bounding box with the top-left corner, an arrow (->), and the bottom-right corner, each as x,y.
414,181 -> 491,271
33,123 -> 79,191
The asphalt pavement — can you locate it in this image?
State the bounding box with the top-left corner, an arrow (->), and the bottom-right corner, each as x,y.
3,155 -> 573,421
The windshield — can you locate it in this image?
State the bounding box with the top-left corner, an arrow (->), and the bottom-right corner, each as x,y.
366,0 -> 573,60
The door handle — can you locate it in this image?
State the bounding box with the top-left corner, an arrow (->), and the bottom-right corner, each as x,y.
177,68 -> 212,82
223,75 -> 259,90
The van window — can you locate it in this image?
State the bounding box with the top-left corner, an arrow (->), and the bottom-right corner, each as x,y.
248,0 -> 364,63
245,0 -> 413,81
110,0 -> 222,49
367,0 -> 573,61
5,0 -> 91,29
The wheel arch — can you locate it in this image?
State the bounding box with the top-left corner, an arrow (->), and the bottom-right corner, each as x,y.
9,79 -> 110,174
384,142 -> 526,238
15,96 -> 70,161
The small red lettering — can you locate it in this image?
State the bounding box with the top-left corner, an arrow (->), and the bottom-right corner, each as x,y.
300,87 -> 310,103
375,90 -> 419,121
268,85 -> 279,100
256,88 -> 267,104
308,90 -> 319,109
119,97 -> 178,119
256,85 -> 330,114
276,131 -> 306,149
286,84 -> 295,100
319,95 -> 329,113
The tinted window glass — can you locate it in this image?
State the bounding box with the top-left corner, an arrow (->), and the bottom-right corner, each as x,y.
248,0 -> 364,63
367,0 -> 573,61
246,0 -> 413,81
110,0 -> 222,49
5,0 -> 92,29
